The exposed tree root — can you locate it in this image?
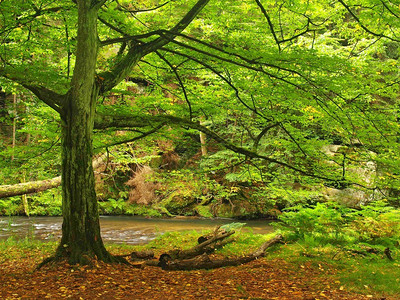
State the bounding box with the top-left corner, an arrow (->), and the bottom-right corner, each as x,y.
36,247 -> 129,270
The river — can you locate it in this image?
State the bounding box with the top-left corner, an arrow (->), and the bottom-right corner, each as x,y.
0,216 -> 274,245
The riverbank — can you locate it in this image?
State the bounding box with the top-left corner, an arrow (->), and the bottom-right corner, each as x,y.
0,231 -> 399,299
0,215 -> 274,244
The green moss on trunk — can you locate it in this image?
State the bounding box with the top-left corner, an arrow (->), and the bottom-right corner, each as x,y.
56,1 -> 114,264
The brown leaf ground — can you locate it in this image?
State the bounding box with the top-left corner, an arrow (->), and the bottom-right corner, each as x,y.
0,255 -> 395,300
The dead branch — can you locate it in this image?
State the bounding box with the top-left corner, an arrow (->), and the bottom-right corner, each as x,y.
160,234 -> 283,270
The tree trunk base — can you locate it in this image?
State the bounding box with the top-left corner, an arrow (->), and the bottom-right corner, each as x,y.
37,245 -> 129,269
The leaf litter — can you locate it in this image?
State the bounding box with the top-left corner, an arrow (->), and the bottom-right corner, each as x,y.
0,253 -> 394,300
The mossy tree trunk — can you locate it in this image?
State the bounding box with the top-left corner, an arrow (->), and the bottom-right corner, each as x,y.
55,0 -> 114,264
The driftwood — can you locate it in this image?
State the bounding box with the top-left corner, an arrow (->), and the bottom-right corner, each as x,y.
0,176 -> 62,199
159,233 -> 283,271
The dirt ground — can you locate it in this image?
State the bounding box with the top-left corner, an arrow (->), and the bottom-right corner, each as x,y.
0,256 -> 394,300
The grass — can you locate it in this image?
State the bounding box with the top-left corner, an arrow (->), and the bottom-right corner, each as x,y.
267,239 -> 400,297
339,255 -> 400,295
0,236 -> 57,264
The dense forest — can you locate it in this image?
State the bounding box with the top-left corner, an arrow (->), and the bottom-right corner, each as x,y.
1,0 -> 400,268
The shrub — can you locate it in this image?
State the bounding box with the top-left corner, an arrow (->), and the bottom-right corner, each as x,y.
276,201 -> 400,249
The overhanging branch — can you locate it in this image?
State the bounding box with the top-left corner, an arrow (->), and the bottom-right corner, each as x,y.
94,123 -> 165,149
0,67 -> 64,113
94,111 -> 341,182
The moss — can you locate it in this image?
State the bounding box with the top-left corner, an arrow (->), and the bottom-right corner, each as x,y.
213,199 -> 265,218
194,205 -> 214,218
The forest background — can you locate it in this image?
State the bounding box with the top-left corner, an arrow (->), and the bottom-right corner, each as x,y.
1,1 -> 400,297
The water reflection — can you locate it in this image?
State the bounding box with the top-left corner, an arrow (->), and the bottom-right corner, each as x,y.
0,216 -> 274,245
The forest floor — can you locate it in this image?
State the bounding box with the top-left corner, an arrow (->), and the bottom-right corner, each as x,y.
0,231 -> 399,300
0,256 -> 387,300
0,249 -> 397,299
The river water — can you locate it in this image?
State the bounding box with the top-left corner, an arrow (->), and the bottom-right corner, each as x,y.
0,216 -> 274,245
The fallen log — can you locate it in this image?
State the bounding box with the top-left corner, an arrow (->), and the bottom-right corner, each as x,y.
160,234 -> 283,271
130,250 -> 154,261
0,154 -> 106,199
158,228 -> 235,266
0,176 -> 62,199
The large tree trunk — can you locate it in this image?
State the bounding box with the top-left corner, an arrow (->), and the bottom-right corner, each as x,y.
53,1 -> 114,264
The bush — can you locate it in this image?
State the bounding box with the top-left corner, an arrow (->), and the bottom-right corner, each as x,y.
276,201 -> 400,249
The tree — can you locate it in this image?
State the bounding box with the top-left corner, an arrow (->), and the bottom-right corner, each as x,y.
1,0 -> 212,264
1,0 -> 399,264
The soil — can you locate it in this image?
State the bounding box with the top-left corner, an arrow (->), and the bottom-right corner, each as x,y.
0,255 -> 394,299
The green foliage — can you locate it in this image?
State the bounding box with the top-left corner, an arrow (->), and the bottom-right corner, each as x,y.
220,222 -> 246,232
217,231 -> 275,257
144,229 -> 273,257
338,255 -> 400,295
0,190 -> 62,216
145,230 -> 201,251
98,197 -> 162,217
268,241 -> 400,297
194,205 -> 213,218
0,198 -> 21,216
276,201 -> 400,249
2,0 -> 400,227
348,201 -> 400,247
28,189 -> 62,216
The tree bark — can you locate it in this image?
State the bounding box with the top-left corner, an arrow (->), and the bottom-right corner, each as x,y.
53,1 -> 115,264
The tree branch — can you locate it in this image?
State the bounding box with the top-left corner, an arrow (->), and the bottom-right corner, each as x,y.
253,123 -> 279,149
100,0 -> 210,93
338,0 -> 400,42
116,1 -> 170,14
98,16 -> 129,36
155,51 -> 193,120
255,0 -> 281,51
0,154 -> 106,199
140,0 -> 211,55
0,6 -> 69,36
21,84 -> 64,113
94,111 -> 341,182
0,67 -> 64,113
94,123 -> 165,149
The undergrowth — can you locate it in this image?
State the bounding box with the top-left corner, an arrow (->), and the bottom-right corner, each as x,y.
0,211 -> 400,297
272,200 -> 400,297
